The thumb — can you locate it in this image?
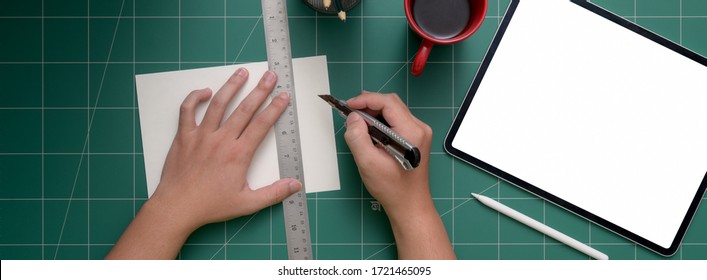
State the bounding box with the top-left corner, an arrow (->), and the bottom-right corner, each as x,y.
344,113 -> 378,164
248,179 -> 302,210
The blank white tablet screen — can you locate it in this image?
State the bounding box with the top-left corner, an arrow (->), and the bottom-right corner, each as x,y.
451,0 -> 707,248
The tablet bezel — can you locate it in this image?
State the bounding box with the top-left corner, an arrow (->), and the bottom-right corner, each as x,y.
444,0 -> 707,256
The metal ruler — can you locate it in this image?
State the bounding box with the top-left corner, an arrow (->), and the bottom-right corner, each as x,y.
261,0 -> 312,260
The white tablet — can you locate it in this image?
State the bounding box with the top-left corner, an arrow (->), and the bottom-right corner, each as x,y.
445,0 -> 707,256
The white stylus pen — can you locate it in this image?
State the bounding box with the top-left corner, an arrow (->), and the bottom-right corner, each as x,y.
472,193 -> 609,260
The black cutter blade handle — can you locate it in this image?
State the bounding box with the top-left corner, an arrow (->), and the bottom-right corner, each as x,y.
319,95 -> 421,170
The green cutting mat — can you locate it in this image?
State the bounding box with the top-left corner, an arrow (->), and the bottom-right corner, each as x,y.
1,0 -> 706,260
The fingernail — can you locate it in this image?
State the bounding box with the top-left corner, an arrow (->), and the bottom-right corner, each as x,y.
277,92 -> 289,100
347,112 -> 362,124
288,180 -> 302,192
235,68 -> 247,77
202,87 -> 212,93
263,71 -> 276,84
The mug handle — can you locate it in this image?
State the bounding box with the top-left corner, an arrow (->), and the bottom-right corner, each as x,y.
412,39 -> 434,76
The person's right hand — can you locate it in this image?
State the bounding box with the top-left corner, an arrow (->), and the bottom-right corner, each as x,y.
343,91 -> 455,260
343,91 -> 433,215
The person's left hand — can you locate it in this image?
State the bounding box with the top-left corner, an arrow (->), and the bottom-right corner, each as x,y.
151,68 -> 301,231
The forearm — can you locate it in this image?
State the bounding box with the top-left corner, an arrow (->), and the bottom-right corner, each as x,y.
386,198 -> 456,260
106,198 -> 197,259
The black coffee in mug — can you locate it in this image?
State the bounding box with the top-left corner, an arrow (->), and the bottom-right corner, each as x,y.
413,0 -> 470,39
406,0 -> 486,76
413,0 -> 471,39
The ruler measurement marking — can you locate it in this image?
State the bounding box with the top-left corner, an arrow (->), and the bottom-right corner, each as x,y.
262,0 -> 313,260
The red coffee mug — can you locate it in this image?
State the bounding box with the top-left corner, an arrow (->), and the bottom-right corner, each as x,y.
405,0 -> 488,76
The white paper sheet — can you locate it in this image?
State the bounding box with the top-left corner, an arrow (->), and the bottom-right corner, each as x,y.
136,56 -> 340,196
